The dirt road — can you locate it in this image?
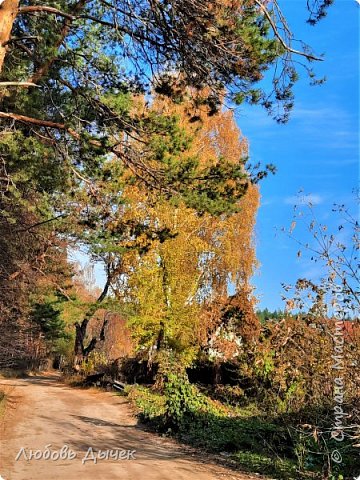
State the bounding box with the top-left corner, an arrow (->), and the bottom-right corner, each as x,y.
0,375 -> 262,480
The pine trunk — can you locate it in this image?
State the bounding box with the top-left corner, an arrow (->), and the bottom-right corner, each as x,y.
0,0 -> 19,74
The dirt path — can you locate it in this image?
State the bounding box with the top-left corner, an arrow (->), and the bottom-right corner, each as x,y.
0,375 -> 262,480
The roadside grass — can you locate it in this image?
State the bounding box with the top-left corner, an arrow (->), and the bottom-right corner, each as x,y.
125,384 -> 300,479
61,373 -> 86,387
124,384 -> 357,480
0,369 -> 27,418
0,368 -> 28,379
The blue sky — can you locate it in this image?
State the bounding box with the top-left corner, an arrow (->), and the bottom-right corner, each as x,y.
238,0 -> 359,310
75,1 -> 359,311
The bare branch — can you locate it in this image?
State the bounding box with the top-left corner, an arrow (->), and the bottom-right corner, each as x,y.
0,111 -> 102,147
254,0 -> 323,62
0,110 -> 74,133
18,6 -> 75,21
14,214 -> 68,233
0,81 -> 38,87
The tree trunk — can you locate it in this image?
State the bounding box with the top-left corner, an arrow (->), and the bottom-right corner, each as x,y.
74,319 -> 89,365
156,321 -> 165,351
73,271 -> 111,367
213,362 -> 222,385
0,0 -> 19,74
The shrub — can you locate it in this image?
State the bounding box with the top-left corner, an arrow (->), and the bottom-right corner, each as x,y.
210,384 -> 246,406
163,372 -> 225,428
79,351 -> 109,376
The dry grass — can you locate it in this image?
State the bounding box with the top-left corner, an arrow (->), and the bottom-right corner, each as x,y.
0,389 -> 6,417
0,368 -> 29,379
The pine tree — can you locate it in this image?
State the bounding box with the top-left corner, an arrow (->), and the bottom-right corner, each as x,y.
111,94 -> 260,367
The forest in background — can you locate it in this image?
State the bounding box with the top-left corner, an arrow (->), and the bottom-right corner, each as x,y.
0,1 -> 359,479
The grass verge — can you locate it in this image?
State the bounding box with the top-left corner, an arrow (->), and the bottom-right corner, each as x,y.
125,383 -> 356,480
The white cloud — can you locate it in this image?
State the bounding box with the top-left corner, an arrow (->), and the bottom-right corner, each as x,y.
284,193 -> 324,206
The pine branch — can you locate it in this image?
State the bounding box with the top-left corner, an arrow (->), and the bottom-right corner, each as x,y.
254,0 -> 323,61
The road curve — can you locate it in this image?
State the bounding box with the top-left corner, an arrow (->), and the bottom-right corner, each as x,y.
0,375 -> 262,480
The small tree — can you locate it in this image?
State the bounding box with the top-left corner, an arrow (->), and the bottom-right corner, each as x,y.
279,193 -> 360,477
282,193 -> 359,317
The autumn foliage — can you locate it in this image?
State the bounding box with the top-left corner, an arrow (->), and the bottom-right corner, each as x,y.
107,92 -> 260,368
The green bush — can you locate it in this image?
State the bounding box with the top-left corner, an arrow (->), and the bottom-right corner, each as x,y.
126,374 -> 359,479
164,372 -> 225,428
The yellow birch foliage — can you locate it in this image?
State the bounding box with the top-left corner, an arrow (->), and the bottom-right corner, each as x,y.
116,93 -> 259,363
